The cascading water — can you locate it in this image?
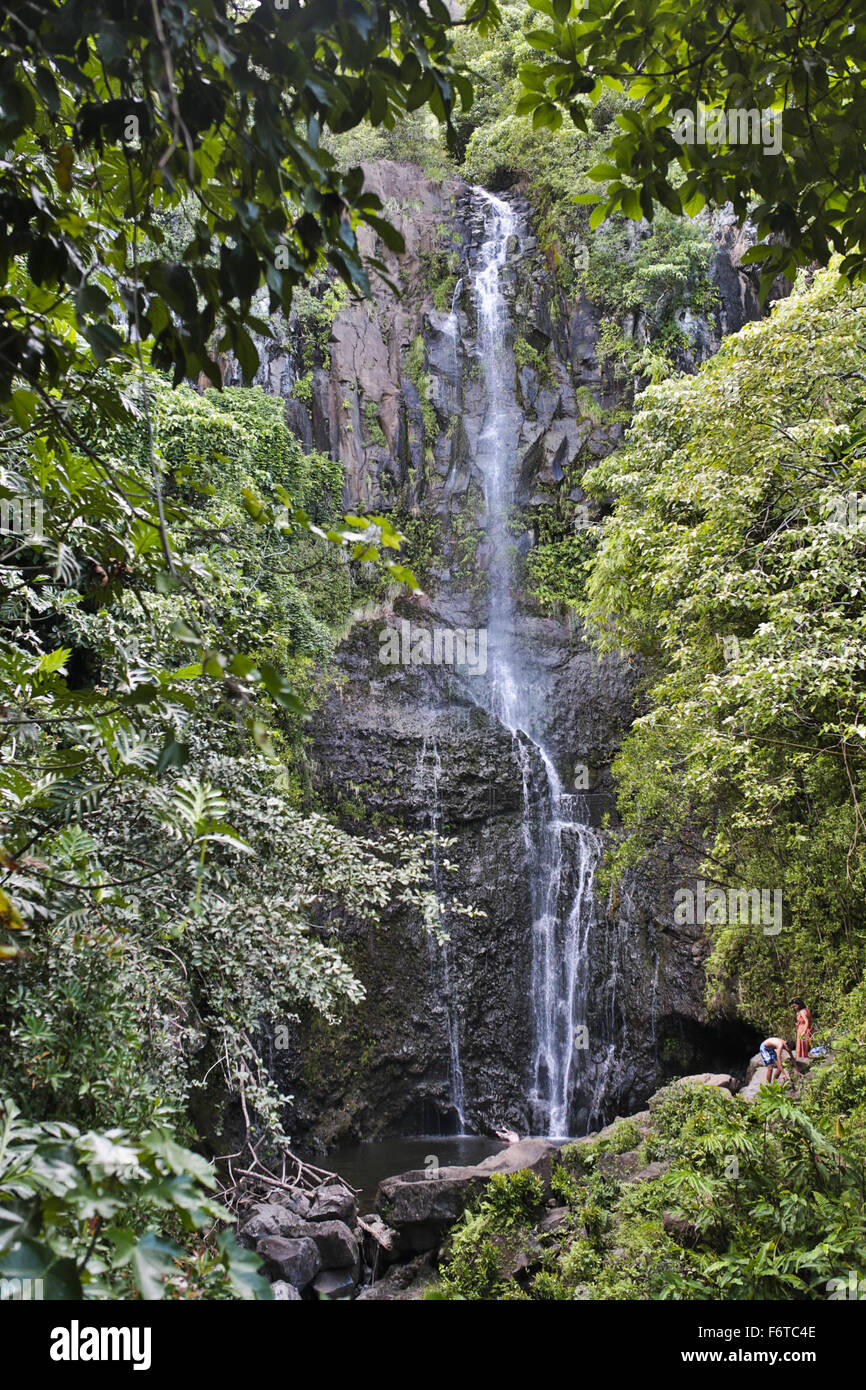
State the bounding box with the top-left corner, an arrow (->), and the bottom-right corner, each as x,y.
470,187 -> 603,1137
443,276 -> 464,413
414,735 -> 467,1133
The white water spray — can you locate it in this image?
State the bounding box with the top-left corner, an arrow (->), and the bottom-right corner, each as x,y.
471,188 -> 602,1136
414,736 -> 467,1132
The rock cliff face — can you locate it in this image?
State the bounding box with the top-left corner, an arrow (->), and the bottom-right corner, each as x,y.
250,161 -> 765,1149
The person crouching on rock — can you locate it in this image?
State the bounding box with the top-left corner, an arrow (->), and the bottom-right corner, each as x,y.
759,1036 -> 795,1086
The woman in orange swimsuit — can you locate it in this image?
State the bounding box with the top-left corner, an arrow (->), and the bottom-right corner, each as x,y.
793,998 -> 812,1059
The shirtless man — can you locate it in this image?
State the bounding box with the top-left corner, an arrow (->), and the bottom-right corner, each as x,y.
759,1036 -> 795,1085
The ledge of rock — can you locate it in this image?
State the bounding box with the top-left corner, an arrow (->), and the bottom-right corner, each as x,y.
472,1137 -> 560,1188
740,1054 -> 810,1102
376,1138 -> 560,1252
650,1072 -> 739,1103
376,1165 -> 486,1251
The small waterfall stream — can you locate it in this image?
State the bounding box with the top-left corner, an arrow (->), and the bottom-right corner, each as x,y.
414,735 -> 467,1132
470,187 -> 603,1137
444,276 -> 464,413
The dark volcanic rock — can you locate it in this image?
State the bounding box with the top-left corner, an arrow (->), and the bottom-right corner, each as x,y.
473,1138 -> 559,1193
377,1167 -> 485,1252
271,1280 -> 303,1301
305,1219 -> 359,1271
354,1252 -> 437,1301
243,1203 -> 359,1273
307,1184 -> 358,1226
257,1236 -> 321,1289
538,1206 -> 569,1234
238,1202 -> 308,1249
312,1268 -> 357,1300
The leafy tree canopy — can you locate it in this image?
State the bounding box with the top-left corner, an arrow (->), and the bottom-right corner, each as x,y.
0,0 -> 498,395
518,0 -> 866,288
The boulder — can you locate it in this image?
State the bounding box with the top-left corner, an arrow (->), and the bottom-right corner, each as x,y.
745,1052 -> 811,1095
739,1071 -> 766,1102
307,1184 -> 359,1226
650,1073 -> 739,1106
354,1252 -> 437,1302
597,1149 -> 642,1179
662,1212 -> 699,1247
538,1206 -> 569,1235
676,1071 -> 739,1092
238,1202 -> 308,1248
376,1139 -> 560,1252
473,1137 -> 560,1194
626,1109 -> 652,1131
744,1052 -> 764,1085
377,1165 -> 485,1251
281,1189 -> 312,1219
630,1160 -> 670,1184
508,1242 -> 543,1282
596,1150 -> 671,1183
271,1280 -> 302,1301
449,1218 -> 544,1291
740,1069 -> 799,1103
246,1207 -> 360,1272
305,1219 -> 359,1271
256,1236 -> 321,1290
312,1268 -> 357,1301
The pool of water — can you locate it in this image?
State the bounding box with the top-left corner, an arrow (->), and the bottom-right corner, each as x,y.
304,1136 -> 509,1214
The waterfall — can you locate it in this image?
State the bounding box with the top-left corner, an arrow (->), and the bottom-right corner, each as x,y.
444,277 -> 464,415
470,187 -> 603,1137
414,736 -> 467,1133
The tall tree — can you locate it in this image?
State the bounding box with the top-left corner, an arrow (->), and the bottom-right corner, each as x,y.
518,0 -> 866,288
582,267 -> 866,1024
0,0 -> 496,393
0,0 -> 499,851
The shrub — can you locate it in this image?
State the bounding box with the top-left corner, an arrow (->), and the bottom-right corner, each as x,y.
437,1212 -> 506,1300
605,1118 -> 642,1155
0,1099 -> 269,1300
404,334 -> 438,445
364,399 -> 387,447
514,334 -> 553,385
482,1169 -> 545,1226
528,1269 -> 570,1300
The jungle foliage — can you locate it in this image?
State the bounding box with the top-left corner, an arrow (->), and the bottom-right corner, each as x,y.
582,267 -> 866,1032
518,0 -> 866,291
434,1008 -> 866,1301
4,0 -> 866,1304
0,0 -> 498,1299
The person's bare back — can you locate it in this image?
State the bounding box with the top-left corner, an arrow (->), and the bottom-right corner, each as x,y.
759,1037 -> 793,1084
